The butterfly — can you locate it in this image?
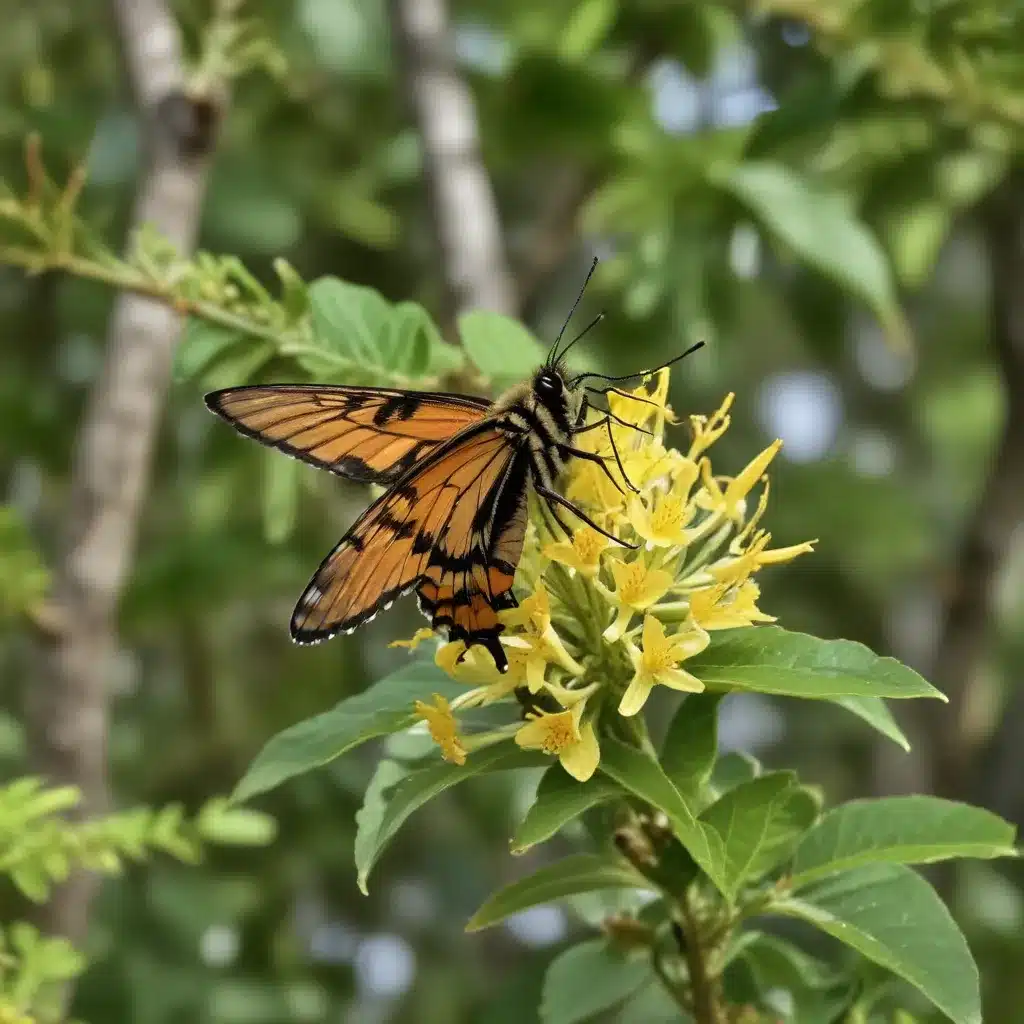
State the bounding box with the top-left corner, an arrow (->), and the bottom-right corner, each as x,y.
205,262 -> 703,672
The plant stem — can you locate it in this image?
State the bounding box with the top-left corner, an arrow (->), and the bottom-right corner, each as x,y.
0,245 -> 436,390
651,947 -> 693,1017
680,891 -> 723,1024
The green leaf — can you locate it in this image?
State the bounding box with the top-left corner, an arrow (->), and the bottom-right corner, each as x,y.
540,939 -> 652,1024
273,257 -> 309,321
686,627 -> 944,701
831,695 -> 910,750
0,509 -> 50,619
598,737 -> 727,895
387,300 -> 446,376
700,772 -> 815,899
511,766 -> 621,854
758,785 -> 821,873
883,200 -> 951,289
774,864 -> 981,1024
173,321 -> 244,383
200,338 -> 276,391
36,935 -> 87,981
735,931 -> 840,990
614,982 -> 690,1023
196,798 -> 278,846
559,0 -> 617,62
356,742 -> 547,893
353,758 -> 410,890
729,932 -> 854,1023
11,862 -> 50,902
308,276 -> 391,366
458,310 -> 546,381
715,162 -> 909,349
790,797 -> 1017,888
466,853 -> 651,932
708,752 -> 761,800
232,662 -> 461,803
660,693 -> 721,795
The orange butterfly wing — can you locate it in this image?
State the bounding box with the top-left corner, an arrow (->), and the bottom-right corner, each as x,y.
205,384 -> 492,484
290,423 -> 529,671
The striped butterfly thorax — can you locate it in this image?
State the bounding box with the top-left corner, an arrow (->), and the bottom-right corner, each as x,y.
205,263 -> 703,672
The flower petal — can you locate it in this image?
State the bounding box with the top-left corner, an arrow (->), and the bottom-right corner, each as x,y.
618,672 -> 654,717
389,627 -> 436,650
670,624 -> 711,660
656,667 -> 706,694
560,721 -> 600,781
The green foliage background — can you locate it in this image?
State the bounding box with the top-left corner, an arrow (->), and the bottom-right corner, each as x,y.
2,0 -> 1024,1021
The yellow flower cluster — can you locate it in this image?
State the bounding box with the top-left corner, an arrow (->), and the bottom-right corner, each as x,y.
397,375 -> 815,781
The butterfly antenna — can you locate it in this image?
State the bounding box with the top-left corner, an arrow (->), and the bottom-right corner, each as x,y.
557,311 -> 605,366
570,340 -> 705,387
547,256 -> 600,365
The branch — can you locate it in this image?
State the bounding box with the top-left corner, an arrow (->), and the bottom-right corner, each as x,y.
0,238 -> 433,390
24,0 -> 232,956
679,892 -> 724,1024
921,172 -> 1024,805
386,0 -> 516,321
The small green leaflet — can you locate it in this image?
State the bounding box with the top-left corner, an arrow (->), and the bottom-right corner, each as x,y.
686,626 -> 944,701
714,161 -> 910,351
830,695 -> 911,749
458,310 -> 547,382
774,864 -> 981,1024
660,693 -> 721,794
700,772 -> 817,900
599,738 -> 728,896
356,742 -> 546,894
540,939 -> 653,1024
790,796 -> 1017,887
511,767 -> 620,854
232,662 -> 461,803
466,853 -> 651,932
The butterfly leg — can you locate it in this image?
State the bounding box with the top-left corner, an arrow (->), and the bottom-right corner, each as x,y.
574,393 -> 591,429
542,499 -> 575,541
535,485 -> 637,549
585,385 -> 662,415
563,415 -> 642,495
601,416 -> 642,494
560,440 -> 639,496
572,405 -> 653,437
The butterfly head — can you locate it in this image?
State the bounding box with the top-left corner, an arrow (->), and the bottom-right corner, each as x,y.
531,363 -> 582,432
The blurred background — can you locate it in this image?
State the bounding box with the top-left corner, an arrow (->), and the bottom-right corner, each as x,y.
2,0 -> 1023,1020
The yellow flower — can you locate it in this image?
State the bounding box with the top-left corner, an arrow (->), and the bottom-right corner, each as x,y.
389,627 -> 437,650
501,583 -> 553,633
500,584 -> 585,690
698,439 -> 783,522
628,489 -> 695,549
515,697 -> 600,781
709,530 -> 816,588
565,456 -> 629,515
689,579 -> 776,630
435,641 -> 521,705
543,526 -> 610,577
414,693 -> 467,765
688,393 -> 734,458
619,616 -> 709,717
602,554 -> 675,643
